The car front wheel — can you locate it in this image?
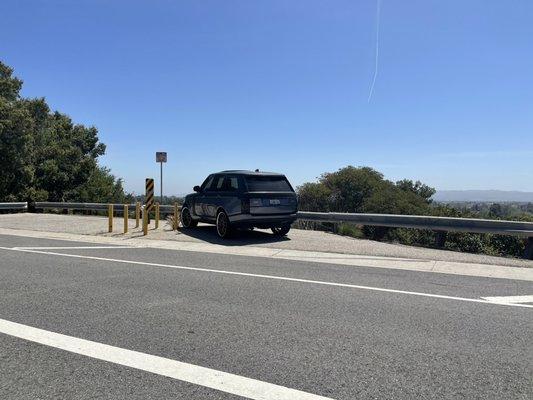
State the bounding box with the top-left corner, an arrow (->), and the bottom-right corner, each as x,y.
180,207 -> 198,228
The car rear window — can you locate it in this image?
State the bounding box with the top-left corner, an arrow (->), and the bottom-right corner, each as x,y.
245,176 -> 292,192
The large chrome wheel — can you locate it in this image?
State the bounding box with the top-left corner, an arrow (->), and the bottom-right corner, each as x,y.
216,211 -> 231,238
180,207 -> 197,228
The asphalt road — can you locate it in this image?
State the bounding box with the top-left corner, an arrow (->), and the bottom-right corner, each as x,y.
0,233 -> 532,399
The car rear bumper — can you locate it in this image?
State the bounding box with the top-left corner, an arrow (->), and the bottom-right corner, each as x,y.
229,213 -> 297,228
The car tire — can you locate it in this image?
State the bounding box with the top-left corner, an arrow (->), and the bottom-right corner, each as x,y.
271,224 -> 291,236
180,207 -> 198,228
216,210 -> 232,238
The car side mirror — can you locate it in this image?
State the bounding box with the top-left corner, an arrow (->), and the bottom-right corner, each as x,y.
193,185 -> 202,193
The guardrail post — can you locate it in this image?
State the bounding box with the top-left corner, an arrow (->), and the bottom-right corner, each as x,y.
135,202 -> 140,228
155,203 -> 160,229
434,231 -> 447,248
525,237 -> 533,260
173,202 -> 179,230
143,207 -> 148,236
108,204 -> 114,233
123,204 -> 129,234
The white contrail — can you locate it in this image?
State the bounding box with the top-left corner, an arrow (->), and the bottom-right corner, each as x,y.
367,0 -> 381,103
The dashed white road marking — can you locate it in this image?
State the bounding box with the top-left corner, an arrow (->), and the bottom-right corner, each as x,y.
1,246 -> 532,309
481,295 -> 533,305
0,318 -> 332,400
12,246 -> 135,250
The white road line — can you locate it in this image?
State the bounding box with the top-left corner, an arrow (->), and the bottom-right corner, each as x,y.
481,295 -> 533,304
1,246 -> 532,309
0,318 -> 332,400
12,246 -> 135,250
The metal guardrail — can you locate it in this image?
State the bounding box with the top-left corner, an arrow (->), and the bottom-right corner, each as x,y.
296,211 -> 533,237
35,202 -> 132,211
0,202 -> 28,211
32,203 -> 533,237
34,202 -> 180,214
159,204 -> 180,213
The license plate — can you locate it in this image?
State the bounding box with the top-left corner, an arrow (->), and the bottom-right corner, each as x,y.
269,199 -> 281,205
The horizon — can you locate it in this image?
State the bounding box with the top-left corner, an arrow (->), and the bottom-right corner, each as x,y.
1,1 -> 532,194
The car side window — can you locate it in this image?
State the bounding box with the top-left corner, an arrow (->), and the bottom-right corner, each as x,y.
202,175 -> 239,192
201,176 -> 214,191
212,175 -> 225,191
225,177 -> 239,191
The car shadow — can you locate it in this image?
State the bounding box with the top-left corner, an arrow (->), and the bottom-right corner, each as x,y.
177,225 -> 291,246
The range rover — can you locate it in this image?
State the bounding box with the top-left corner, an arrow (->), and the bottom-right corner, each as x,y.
180,170 -> 298,238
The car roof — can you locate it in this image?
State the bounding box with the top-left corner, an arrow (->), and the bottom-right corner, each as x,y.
215,170 -> 285,177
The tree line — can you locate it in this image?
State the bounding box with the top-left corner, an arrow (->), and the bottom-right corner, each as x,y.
0,61 -> 129,204
296,166 -> 532,258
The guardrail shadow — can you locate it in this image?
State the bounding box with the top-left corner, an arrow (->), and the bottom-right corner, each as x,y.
177,224 -> 291,246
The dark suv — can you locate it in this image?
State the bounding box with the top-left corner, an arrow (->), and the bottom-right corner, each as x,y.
181,170 -> 298,238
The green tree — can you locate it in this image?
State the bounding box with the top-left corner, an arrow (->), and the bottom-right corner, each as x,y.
0,63 -> 22,101
297,166 -> 436,240
489,203 -> 503,218
0,64 -> 35,201
320,166 -> 385,212
73,166 -> 130,203
396,179 -> 436,202
0,60 -> 127,203
33,112 -> 106,201
297,182 -> 331,212
298,166 -> 433,216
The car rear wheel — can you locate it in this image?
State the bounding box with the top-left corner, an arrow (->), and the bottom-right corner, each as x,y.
216,210 -> 232,238
271,224 -> 291,236
180,207 -> 197,228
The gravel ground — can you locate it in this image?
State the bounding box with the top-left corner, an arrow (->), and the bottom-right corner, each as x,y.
1,213 -> 532,268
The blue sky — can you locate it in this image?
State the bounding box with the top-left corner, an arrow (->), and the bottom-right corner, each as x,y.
1,0 -> 532,195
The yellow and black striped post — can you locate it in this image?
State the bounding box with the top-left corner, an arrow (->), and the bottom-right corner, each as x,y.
145,178 -> 155,223
145,178 -> 155,210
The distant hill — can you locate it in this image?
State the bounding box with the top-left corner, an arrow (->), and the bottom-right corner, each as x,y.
433,190 -> 533,203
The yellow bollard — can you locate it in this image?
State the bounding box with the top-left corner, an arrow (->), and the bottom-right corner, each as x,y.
143,207 -> 148,236
173,202 -> 179,230
135,202 -> 140,228
155,203 -> 160,229
108,204 -> 114,233
123,204 -> 128,234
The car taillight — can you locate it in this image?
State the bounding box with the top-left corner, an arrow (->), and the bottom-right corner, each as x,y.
241,198 -> 250,214
250,198 -> 262,207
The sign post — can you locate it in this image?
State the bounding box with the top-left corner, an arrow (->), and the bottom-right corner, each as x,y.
156,152 -> 167,203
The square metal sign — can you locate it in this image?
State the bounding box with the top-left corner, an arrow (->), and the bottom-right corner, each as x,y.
156,152 -> 167,163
